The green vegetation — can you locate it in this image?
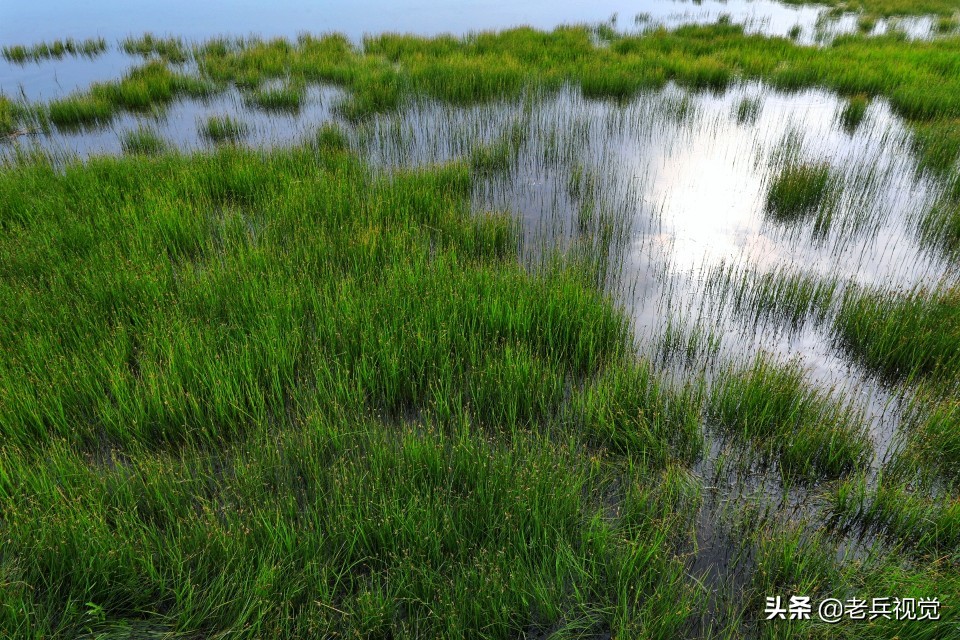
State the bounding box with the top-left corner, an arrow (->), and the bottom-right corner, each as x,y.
6,16 -> 960,639
244,80 -> 306,112
839,94 -> 870,132
2,37 -> 106,63
782,0 -> 960,17
121,127 -> 168,155
935,15 -> 960,32
0,139 -> 716,637
121,33 -> 189,63
201,115 -> 248,143
834,285 -> 960,381
17,24 -> 960,171
708,356 -> 871,479
765,162 -> 839,233
734,96 -> 762,124
0,95 -> 18,137
48,61 -> 215,129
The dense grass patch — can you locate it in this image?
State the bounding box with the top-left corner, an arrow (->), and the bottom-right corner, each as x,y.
708,356 -> 871,479
0,142 -> 710,637
834,285 -> 960,381
244,80 -> 306,112
200,115 -> 248,143
765,162 -> 839,233
121,127 -> 168,155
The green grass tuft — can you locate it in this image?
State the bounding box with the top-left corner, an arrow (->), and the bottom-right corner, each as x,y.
121,33 -> 189,63
244,80 -> 306,112
2,37 -> 107,63
765,162 -> 840,233
201,115 -> 249,143
121,127 -> 168,155
839,94 -> 870,132
708,356 -> 871,479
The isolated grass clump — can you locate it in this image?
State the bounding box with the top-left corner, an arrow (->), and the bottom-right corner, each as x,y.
121,33 -> 189,63
918,197 -> 960,255
834,286 -> 960,381
765,161 -> 840,232
734,96 -> 762,124
46,94 -> 114,129
121,127 -> 167,155
839,94 -> 869,132
0,141 -> 716,636
244,80 -> 306,112
200,115 -> 248,143
2,37 -> 107,63
708,356 -> 871,479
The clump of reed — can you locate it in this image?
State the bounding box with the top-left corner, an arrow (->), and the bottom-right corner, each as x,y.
47,61 -> 216,129
765,161 -> 840,234
839,94 -> 869,132
708,355 -> 871,479
121,33 -> 189,63
201,115 -> 248,143
121,127 -> 167,155
244,80 -> 306,112
834,285 -> 960,381
2,37 -> 107,63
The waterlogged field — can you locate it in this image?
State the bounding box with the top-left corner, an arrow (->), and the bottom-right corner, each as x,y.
2,3 -> 960,639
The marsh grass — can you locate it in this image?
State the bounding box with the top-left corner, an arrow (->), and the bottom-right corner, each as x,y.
709,265 -> 839,329
0,95 -> 18,137
734,96 -> 762,124
244,80 -> 306,112
918,197 -> 960,256
935,15 -> 960,32
782,0 -> 960,17
0,140 -> 717,637
48,62 -> 216,129
200,115 -> 248,143
834,285 -> 960,381
2,37 -> 107,63
121,34 -> 189,63
839,94 -> 869,132
708,355 -> 871,479
121,127 -> 168,155
765,162 -> 840,235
